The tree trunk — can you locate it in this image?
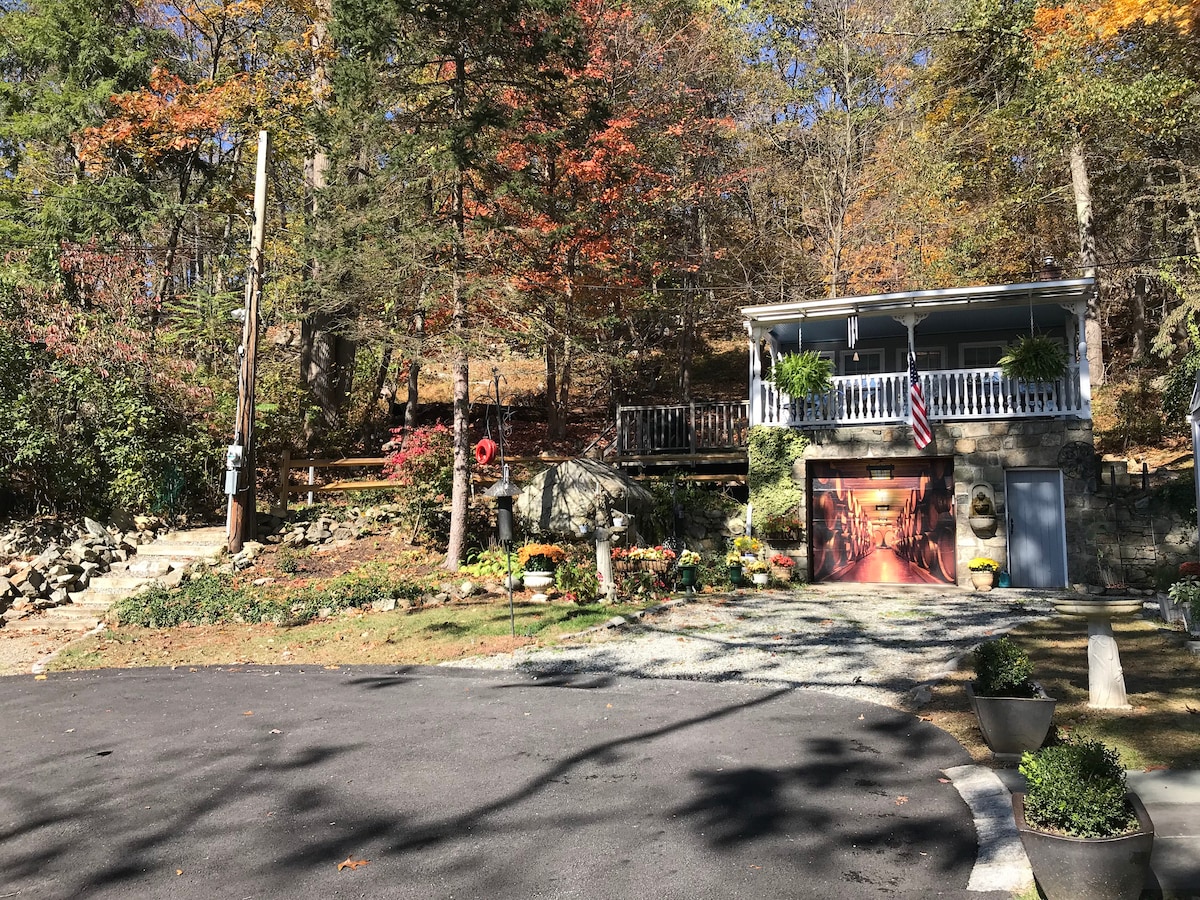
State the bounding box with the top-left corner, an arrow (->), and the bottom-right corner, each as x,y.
445,49 -> 470,571
545,292 -> 564,440
369,345 -> 393,426
1069,141 -> 1104,385
300,0 -> 356,443
547,248 -> 576,441
404,297 -> 426,431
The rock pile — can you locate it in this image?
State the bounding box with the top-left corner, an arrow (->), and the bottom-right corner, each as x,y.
0,516 -> 165,626
267,505 -> 408,550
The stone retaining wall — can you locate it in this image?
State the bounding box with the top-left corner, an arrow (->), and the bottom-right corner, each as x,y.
743,418 -> 1197,590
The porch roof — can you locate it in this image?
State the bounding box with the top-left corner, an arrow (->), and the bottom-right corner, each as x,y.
741,277 -> 1095,326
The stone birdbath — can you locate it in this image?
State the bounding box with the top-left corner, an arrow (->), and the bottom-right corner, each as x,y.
1051,597 -> 1143,709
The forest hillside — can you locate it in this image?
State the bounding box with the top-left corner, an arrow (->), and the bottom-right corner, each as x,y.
2,0 -> 1199,549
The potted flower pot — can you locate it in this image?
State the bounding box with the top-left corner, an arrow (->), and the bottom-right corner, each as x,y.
968,637 -> 1056,758
969,558 -> 999,591
1014,739 -> 1154,900
677,565 -> 698,588
522,571 -> 554,591
751,571 -> 769,586
727,564 -> 743,586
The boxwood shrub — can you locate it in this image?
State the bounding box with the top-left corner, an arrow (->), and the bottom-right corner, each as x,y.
1019,738 -> 1137,838
973,636 -> 1038,698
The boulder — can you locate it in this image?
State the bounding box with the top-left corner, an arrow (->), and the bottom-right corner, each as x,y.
83,517 -> 110,539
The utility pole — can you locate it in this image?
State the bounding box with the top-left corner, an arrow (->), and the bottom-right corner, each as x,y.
227,130 -> 270,554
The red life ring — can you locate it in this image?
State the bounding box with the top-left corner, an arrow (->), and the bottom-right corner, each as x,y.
474,439 -> 498,466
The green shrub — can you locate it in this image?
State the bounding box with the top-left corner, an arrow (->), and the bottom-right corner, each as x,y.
460,548 -> 522,580
1019,738 -> 1137,838
556,556 -> 600,602
1168,576 -> 1200,625
747,426 -> 808,533
275,547 -> 301,574
115,569 -> 429,628
973,636 -> 1037,697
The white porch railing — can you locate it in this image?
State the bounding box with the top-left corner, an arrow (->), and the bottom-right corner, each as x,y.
617,401 -> 750,455
757,365 -> 1089,428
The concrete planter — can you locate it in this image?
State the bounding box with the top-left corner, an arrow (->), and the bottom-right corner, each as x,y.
966,682 -> 1056,758
1013,792 -> 1154,900
970,570 -> 995,591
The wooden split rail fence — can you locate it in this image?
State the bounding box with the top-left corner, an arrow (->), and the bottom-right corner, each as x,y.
276,450 -> 570,512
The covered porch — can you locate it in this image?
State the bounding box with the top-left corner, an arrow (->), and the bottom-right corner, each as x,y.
742,278 -> 1095,430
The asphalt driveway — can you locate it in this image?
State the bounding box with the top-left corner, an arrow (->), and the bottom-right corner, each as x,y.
0,664 -> 1006,899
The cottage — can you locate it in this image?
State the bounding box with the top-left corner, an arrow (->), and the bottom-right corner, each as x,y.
740,277 -> 1096,589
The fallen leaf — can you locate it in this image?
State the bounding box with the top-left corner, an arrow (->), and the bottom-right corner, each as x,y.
243,711 -> 254,716
896,796 -> 909,805
606,703 -> 612,709
337,857 -> 369,872
938,777 -> 951,784
919,715 -> 932,722
857,714 -> 864,720
176,869 -> 183,876
749,865 -> 761,869
324,664 -> 341,670
270,729 -> 282,734
34,674 -> 47,681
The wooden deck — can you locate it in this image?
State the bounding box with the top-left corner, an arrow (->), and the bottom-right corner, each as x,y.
616,401 -> 750,455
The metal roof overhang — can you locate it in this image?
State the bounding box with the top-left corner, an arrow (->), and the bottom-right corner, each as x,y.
740,278 -> 1095,326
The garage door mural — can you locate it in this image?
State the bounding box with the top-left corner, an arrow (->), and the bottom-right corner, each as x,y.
809,458 -> 956,584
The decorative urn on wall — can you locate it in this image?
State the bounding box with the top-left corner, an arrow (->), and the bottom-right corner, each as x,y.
968,482 -> 998,536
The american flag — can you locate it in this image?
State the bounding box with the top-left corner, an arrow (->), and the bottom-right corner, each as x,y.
909,351 -> 931,449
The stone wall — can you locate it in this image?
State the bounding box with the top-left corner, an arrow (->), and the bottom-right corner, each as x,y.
753,418 -> 1193,589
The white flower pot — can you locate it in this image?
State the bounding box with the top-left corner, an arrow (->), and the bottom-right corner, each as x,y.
752,572 -> 770,586
523,572 -> 554,591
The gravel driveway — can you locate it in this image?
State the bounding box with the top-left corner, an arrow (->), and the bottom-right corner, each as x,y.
454,584 -> 1057,707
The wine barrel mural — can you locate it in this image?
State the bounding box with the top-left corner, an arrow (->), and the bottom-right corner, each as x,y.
808,459 -> 956,585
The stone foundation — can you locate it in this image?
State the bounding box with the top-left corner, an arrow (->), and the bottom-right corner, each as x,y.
749,418 -> 1199,589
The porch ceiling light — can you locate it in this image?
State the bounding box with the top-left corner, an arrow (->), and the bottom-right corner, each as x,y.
867,465 -> 894,480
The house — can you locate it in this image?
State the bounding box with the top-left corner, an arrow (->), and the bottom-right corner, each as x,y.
739,277 -> 1097,589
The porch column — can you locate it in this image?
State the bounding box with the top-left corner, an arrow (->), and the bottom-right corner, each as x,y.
1075,302 -> 1092,417
893,313 -> 928,417
747,322 -> 764,426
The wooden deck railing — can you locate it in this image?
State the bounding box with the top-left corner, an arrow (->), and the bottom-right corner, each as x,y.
615,401 -> 750,456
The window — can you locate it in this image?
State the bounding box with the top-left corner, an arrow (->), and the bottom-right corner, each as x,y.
840,349 -> 883,376
960,342 -> 1005,369
897,348 -> 945,371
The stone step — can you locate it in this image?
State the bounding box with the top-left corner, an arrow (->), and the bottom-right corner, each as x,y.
83,575 -> 153,595
3,608 -> 103,632
133,541 -> 223,560
154,526 -> 227,544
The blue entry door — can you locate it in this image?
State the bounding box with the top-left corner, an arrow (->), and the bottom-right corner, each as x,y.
1005,469 -> 1068,588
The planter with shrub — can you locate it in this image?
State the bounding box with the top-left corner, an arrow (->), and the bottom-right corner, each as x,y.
1014,738 -> 1154,900
967,637 -> 1056,758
